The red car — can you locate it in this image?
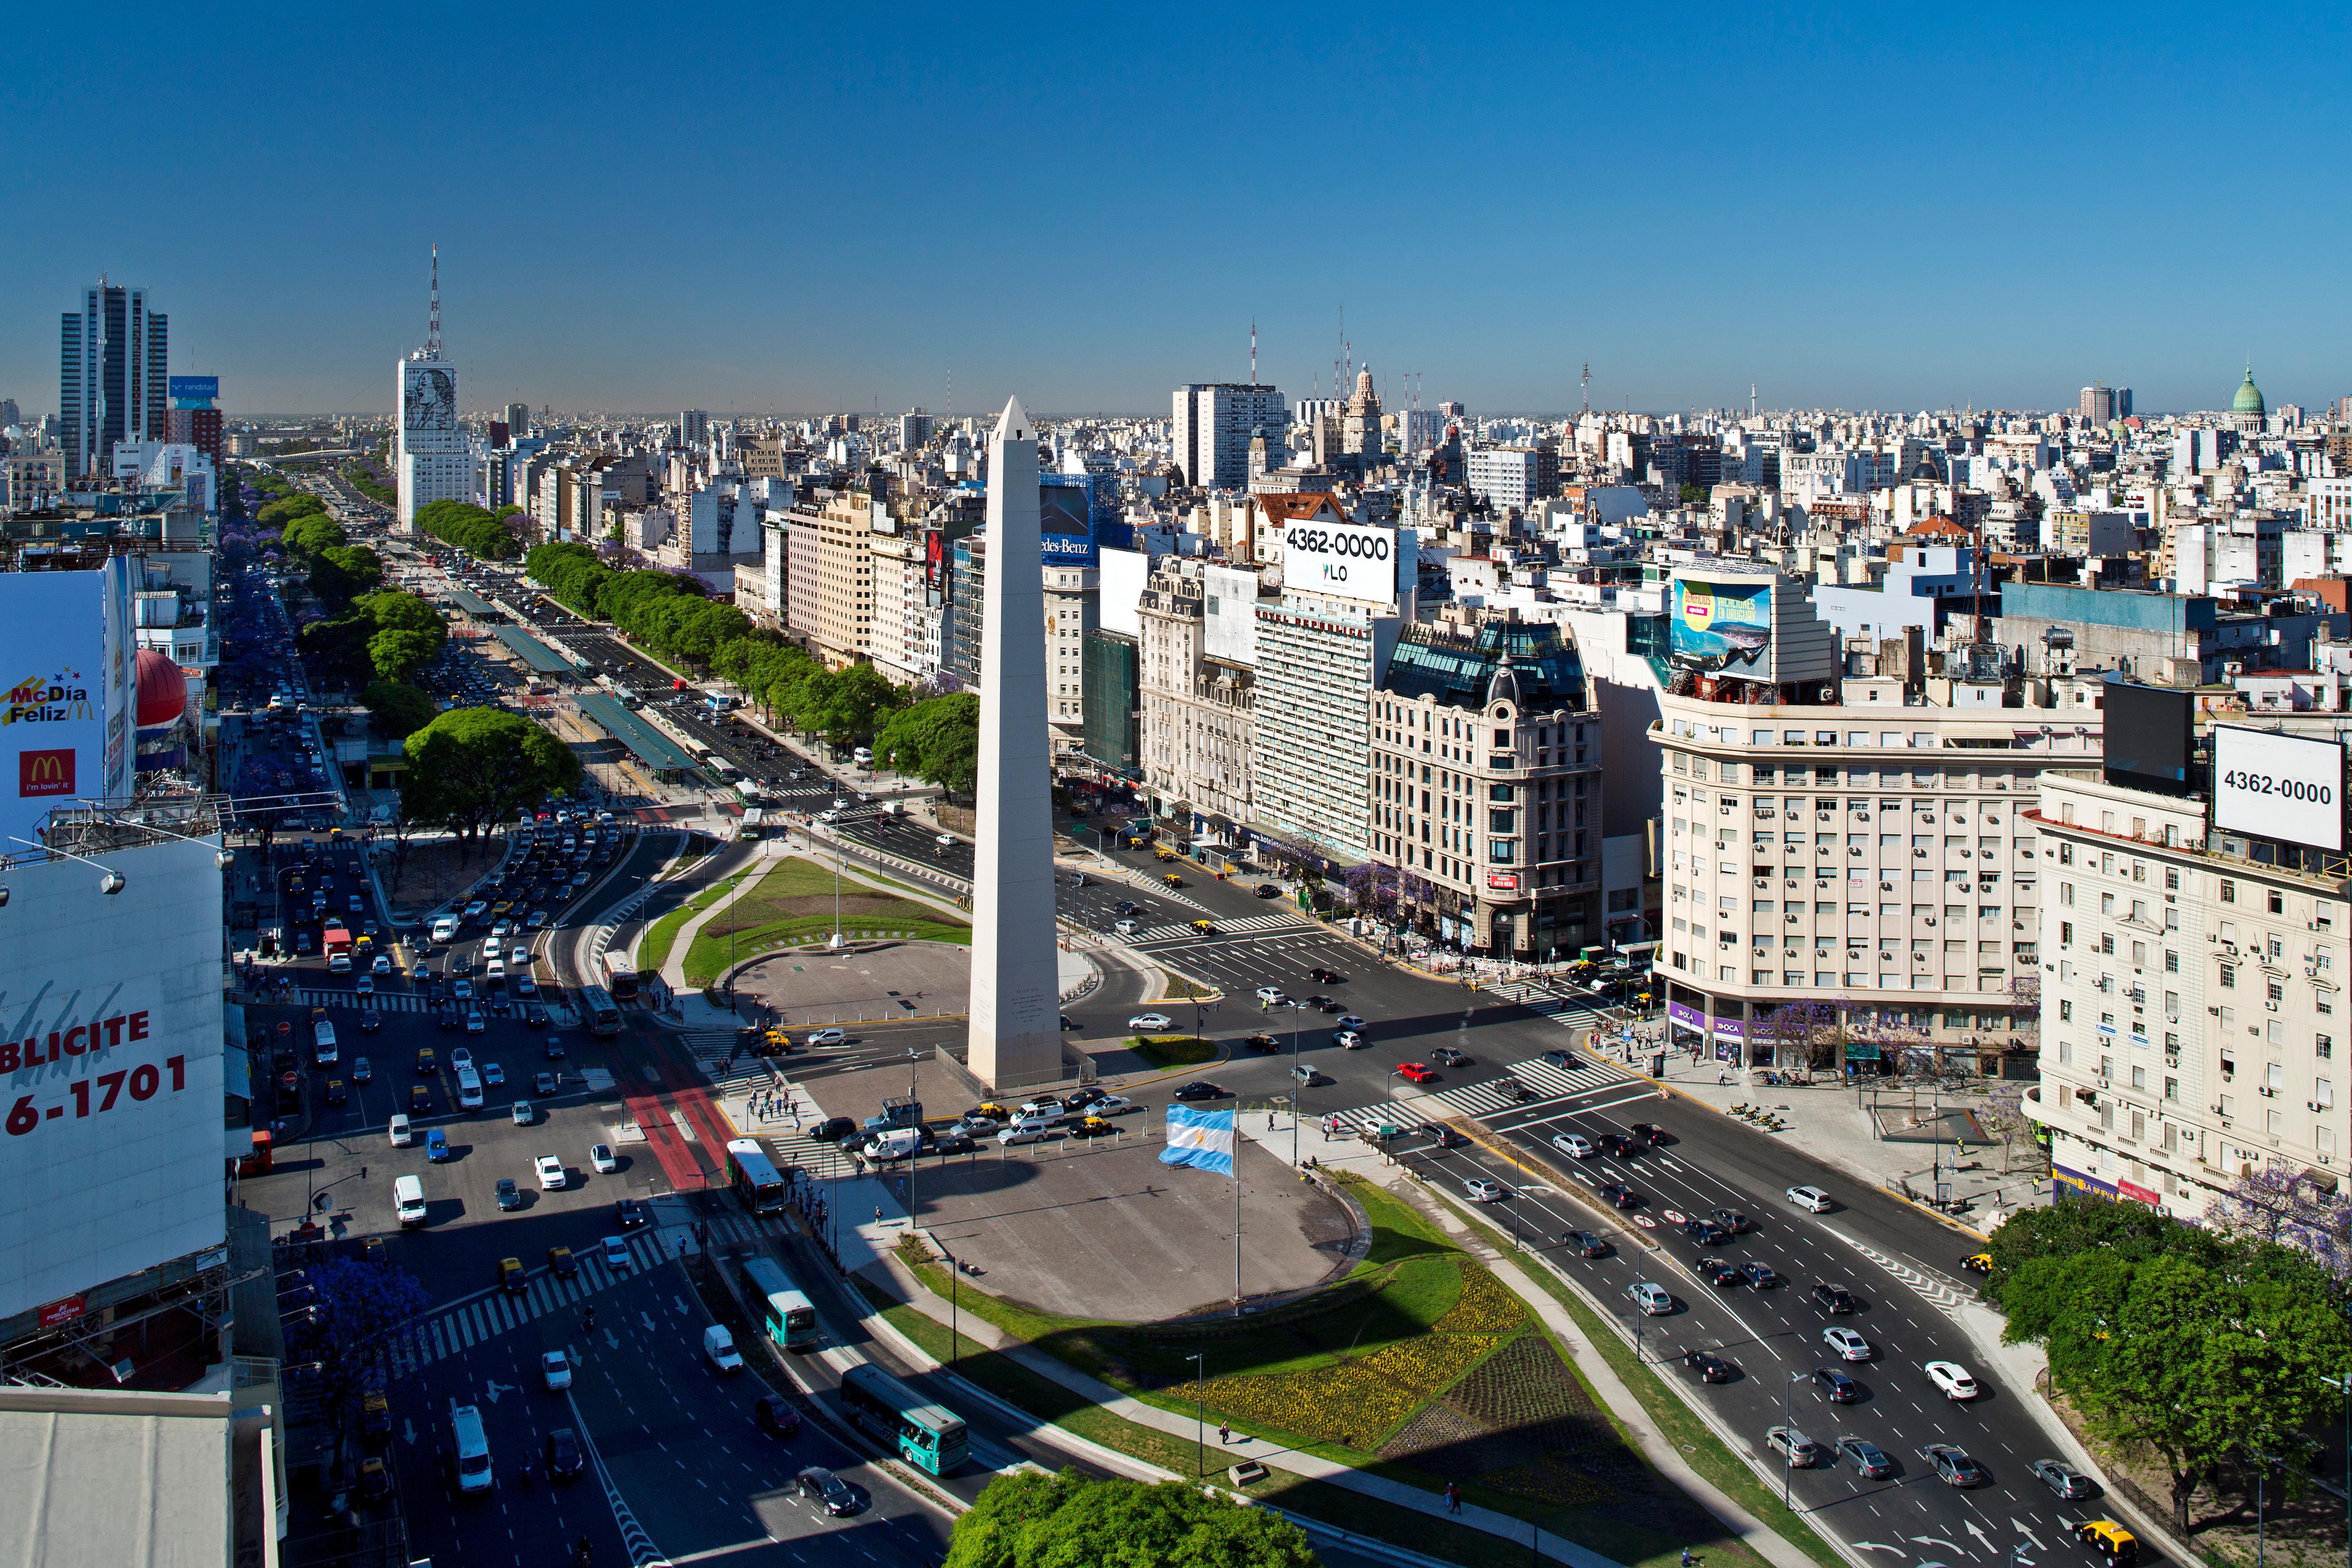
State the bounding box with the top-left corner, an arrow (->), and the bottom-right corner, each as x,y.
1395,1062 -> 1437,1084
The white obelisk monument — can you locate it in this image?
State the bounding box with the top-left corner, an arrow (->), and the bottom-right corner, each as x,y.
966,396 -> 1062,1089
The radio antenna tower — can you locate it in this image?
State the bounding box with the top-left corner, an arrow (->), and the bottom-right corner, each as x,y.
425,245 -> 442,358
1250,320 -> 1258,386
1579,362 -> 1591,417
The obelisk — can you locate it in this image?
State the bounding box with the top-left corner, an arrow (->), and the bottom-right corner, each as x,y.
966,396 -> 1062,1090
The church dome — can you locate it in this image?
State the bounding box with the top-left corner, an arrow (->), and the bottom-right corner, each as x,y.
2233,366 -> 2266,417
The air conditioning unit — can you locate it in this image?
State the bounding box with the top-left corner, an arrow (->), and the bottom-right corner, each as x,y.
1850,847 -> 1864,856
1881,882 -> 1894,891
1926,917 -> 1938,926
1818,812 -> 1832,822
2260,1086 -> 2276,1098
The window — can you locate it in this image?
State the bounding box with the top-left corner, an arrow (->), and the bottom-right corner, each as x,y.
2220,964 -> 2236,989
2059,999 -> 2073,1021
2221,879 -> 2236,904
2164,950 -> 2179,973
2269,890 -> 2285,915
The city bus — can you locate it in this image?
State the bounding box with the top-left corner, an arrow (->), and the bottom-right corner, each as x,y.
740,1255 -> 819,1351
839,1363 -> 967,1475
725,1138 -> 789,1215
578,985 -> 622,1036
599,949 -> 640,1001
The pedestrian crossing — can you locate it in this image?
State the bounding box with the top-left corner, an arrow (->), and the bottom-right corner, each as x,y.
1130,912 -> 1321,944
1832,1227 -> 1978,1319
1482,979 -> 1610,1034
1312,1052 -> 1629,1133
391,1210 -> 779,1373
292,986 -> 429,1013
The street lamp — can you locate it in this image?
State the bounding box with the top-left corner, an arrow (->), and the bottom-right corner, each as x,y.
1185,1349 -> 1205,1477
1781,1373 -> 1809,1512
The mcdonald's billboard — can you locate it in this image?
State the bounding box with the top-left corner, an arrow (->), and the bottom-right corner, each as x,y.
0,564 -> 135,848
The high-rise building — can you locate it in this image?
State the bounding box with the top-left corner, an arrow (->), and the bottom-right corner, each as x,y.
60,279 -> 167,482
504,401 -> 530,440
677,410 -> 709,449
0,398 -> 20,427
162,374 -> 222,471
2079,384 -> 2115,424
898,408 -> 932,451
1172,383 -> 1286,492
395,249 -> 467,530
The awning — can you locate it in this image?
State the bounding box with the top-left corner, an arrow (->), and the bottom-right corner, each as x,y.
575,692 -> 705,778
493,627 -> 577,675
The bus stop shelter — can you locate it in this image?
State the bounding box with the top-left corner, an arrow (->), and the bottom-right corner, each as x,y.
447,588 -> 499,618
493,627 -> 579,679
575,692 -> 706,784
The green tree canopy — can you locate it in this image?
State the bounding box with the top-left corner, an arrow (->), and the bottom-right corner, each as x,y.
360,679 -> 437,738
310,544 -> 385,605
399,708 -> 581,842
416,498 -> 521,559
353,590 -> 446,637
369,627 -> 443,683
943,1469 -> 1315,1568
280,514 -> 349,557
873,692 -> 979,794
258,493 -> 325,528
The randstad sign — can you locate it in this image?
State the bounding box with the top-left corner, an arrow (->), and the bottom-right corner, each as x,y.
0,565 -> 134,845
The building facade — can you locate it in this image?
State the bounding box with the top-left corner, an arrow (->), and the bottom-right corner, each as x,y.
60,281 -> 167,482
2027,768 -> 2349,1220
1173,383 -> 1287,492
1138,557 -> 1258,838
1046,564 -> 1097,755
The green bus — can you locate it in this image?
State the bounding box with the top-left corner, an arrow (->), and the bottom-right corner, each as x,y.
840,1363 -> 967,1474
740,1254 -> 819,1351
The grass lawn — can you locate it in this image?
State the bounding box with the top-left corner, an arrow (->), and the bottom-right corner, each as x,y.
1161,973 -> 1218,1000
635,872 -> 738,976
883,1181 -> 1768,1568
679,856 -> 969,982
1131,1034 -> 1216,1068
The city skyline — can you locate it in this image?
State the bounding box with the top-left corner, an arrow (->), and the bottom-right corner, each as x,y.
3,7 -> 2349,415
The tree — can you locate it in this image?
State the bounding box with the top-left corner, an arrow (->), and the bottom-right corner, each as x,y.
2002,1248 -> 2352,1532
354,590 -> 444,636
944,1469 -> 1316,1568
1749,999 -> 1846,1071
282,1256 -> 431,1462
309,544 -> 384,606
369,627 -> 442,683
874,692 -> 979,795
360,680 -> 436,738
257,493 -> 325,529
280,514 -> 348,558
1678,482 -> 1711,508
400,708 -> 581,844
2207,1165 -> 2352,1281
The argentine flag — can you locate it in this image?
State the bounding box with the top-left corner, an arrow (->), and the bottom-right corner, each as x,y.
1160,1104 -> 1236,1175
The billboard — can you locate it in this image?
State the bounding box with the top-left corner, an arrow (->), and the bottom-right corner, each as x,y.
1670,575 -> 1774,674
2102,679 -> 2195,797
1039,474 -> 1130,566
1282,517 -> 1404,607
924,530 -> 945,593
401,364 -> 457,432
1,565 -> 135,849
2213,726 -> 2345,851
0,834 -> 227,1319
166,376 -> 218,404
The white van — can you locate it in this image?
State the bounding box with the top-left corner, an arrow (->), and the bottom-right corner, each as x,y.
450,1403 -> 493,1491
327,951 -> 351,975
430,915 -> 459,944
394,1174 -> 427,1227
867,1127 -> 922,1162
312,1019 -> 338,1064
455,1064 -> 483,1110
703,1325 -> 744,1373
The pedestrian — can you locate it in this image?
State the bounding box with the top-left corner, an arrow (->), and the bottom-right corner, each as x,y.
1218,1421 -> 1231,1445
1681,1551 -> 1695,1568
1444,1480 -> 1462,1514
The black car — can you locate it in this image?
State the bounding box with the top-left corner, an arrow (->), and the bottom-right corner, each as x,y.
437,1011 -> 460,1032
546,1427 -> 585,1481
1505,1080 -> 1538,1103
1811,1367 -> 1861,1403
1430,1047 -> 1469,1067
1685,1350 -> 1735,1383
1710,1207 -> 1751,1233
614,1198 -> 651,1229
495,1178 -> 522,1211
1627,1122 -> 1669,1146
754,1393 -> 801,1437
1599,1182 -> 1638,1209
1739,1262 -> 1780,1288
1174,1081 -> 1228,1101
1417,1122 -> 1463,1148
1598,1133 -> 1636,1158
1697,1258 -> 1742,1287
931,1131 -> 978,1156
1563,1229 -> 1609,1258
810,1115 -> 859,1142
1308,967 -> 1346,983
1540,1049 -> 1574,1068
1253,883 -> 1282,898
1812,1283 -> 1858,1314
524,1003 -> 550,1028
1683,1218 -> 1728,1245
796,1465 -> 858,1516
543,1034 -> 565,1058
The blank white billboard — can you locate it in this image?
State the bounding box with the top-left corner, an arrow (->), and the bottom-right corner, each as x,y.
2212,726 -> 2345,852
0,834 -> 226,1319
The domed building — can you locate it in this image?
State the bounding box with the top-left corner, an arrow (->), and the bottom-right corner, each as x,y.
2232,363 -> 2266,431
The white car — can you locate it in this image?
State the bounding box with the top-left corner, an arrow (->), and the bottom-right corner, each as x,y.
1628,1282 -> 1674,1316
1334,1030 -> 1368,1049
1254,986 -> 1286,1004
1924,1360 -> 1979,1400
1336,1014 -> 1367,1029
999,1124 -> 1051,1147
451,1047 -> 474,1070
589,1142 -> 619,1174
1786,1184 -> 1833,1213
935,833 -> 957,847
1128,1013 -> 1174,1031
1463,1177 -> 1507,1202
1551,1132 -> 1597,1159
509,944 -> 529,967
1823,1326 -> 1872,1362
511,1100 -> 535,1125
534,1154 -> 565,1189
541,1349 -> 572,1391
389,1113 -> 413,1147
806,1028 -> 847,1047
601,1235 -> 630,1270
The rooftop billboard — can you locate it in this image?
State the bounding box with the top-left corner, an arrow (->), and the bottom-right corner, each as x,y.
0,563 -> 136,848
1670,575 -> 1774,674
2212,725 -> 2344,851
1281,516 -> 1409,609
0,835 -> 227,1319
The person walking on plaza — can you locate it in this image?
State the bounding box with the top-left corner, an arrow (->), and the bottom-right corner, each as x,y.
1444,1480 -> 1462,1514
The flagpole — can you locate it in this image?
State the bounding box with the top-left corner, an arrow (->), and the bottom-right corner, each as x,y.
1233,1148 -> 1242,1318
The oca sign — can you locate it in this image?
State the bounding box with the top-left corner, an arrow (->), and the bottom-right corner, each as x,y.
2212,725 -> 2346,852
1282,519 -> 1400,607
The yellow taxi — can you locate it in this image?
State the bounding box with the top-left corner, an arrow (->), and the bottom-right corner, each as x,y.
1073,1115 -> 1117,1138
1126,835 -> 1147,849
1154,848 -> 1178,862
1190,920 -> 1218,935
2076,1522 -> 2136,1564
1960,1252 -> 1992,1273
497,1257 -> 527,1293
1162,873 -> 1184,888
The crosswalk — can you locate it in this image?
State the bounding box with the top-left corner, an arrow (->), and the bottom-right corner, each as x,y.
1832,1227 -> 1978,1318
1130,912 -> 1320,944
1313,1052 -> 1630,1133
1482,979 -> 1612,1035
292,986 -> 429,1013
391,1210 -> 779,1373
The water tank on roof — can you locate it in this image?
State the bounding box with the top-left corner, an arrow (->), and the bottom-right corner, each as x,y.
135,648 -> 187,729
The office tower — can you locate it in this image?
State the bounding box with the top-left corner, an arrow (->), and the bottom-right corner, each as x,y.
504,402 -> 530,439
678,410 -> 709,448
0,398 -> 19,427
395,248 -> 468,530
59,279 -> 167,481
898,407 -> 932,451
2078,384 -> 2116,424
966,396 -> 1062,1090
1172,383 -> 1286,491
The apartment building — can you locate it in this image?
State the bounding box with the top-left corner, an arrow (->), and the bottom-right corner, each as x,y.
783,491 -> 875,667
1046,565 -> 1097,755
1654,686 -> 2099,1070
2028,768 -> 2348,1219
1138,557 -> 1261,839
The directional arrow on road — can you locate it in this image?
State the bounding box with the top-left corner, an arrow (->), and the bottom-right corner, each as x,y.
481,1379 -> 517,1404
2010,1522 -> 2046,1552
402,1418 -> 417,1446
640,1310 -> 658,1335
1965,1520 -> 1995,1553
602,1326 -> 620,1351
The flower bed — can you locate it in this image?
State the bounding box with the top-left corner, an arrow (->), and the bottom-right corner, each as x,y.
1432,1261 -> 1527,1333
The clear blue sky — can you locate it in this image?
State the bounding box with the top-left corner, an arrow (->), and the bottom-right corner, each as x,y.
4,3 -> 2346,418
